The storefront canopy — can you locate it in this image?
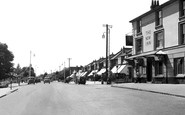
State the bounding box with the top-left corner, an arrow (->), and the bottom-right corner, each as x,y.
88,70 -> 98,76
111,65 -> 121,73
118,65 -> 128,74
81,71 -> 88,77
97,68 -> 106,75
126,50 -> 166,60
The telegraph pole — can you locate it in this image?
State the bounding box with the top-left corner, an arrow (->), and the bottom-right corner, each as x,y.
29,51 -> 32,77
64,62 -> 66,82
68,58 -> 72,75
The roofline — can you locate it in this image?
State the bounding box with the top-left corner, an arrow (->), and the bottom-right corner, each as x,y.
129,0 -> 177,23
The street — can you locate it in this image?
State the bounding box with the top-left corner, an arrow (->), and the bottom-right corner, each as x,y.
0,82 -> 185,115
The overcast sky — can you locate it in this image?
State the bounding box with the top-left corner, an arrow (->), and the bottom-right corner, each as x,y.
0,0 -> 168,75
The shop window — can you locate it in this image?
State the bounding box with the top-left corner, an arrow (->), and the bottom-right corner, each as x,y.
155,31 -> 164,49
155,61 -> 163,75
179,23 -> 185,45
179,0 -> 185,18
174,57 -> 184,75
155,10 -> 162,27
135,38 -> 143,54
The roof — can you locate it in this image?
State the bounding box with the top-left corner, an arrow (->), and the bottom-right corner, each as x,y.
129,0 -> 177,22
111,50 -> 122,60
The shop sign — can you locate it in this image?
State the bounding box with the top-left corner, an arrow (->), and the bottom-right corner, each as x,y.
145,30 -> 152,46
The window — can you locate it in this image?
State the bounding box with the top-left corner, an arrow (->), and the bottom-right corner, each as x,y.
155,31 -> 164,49
156,10 -> 162,26
179,0 -> 185,17
179,23 -> 185,45
174,58 -> 184,75
135,38 -> 142,54
137,20 -> 142,34
155,61 -> 163,75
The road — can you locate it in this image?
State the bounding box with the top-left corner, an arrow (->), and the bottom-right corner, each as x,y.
0,82 -> 185,115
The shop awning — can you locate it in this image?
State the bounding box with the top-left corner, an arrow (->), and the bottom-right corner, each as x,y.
127,51 -> 157,59
126,50 -> 166,60
111,65 -> 121,73
88,70 -> 98,76
69,73 -> 75,78
76,72 -> 83,77
81,71 -> 88,77
117,65 -> 127,73
97,68 -> 106,75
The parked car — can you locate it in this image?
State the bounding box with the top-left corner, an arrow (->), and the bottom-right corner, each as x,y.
44,77 -> 50,84
27,77 -> 35,84
0,81 -> 9,88
35,77 -> 41,83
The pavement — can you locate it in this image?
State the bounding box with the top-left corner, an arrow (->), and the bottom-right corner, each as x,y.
72,81 -> 185,98
85,81 -> 185,98
0,83 -> 27,98
111,83 -> 185,98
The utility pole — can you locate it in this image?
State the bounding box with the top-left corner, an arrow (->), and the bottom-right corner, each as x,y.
68,58 -> 72,75
64,62 -> 66,82
103,24 -> 112,84
29,51 -> 32,77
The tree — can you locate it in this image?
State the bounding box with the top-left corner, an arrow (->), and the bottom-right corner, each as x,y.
14,64 -> 22,75
22,67 -> 36,77
0,43 -> 14,80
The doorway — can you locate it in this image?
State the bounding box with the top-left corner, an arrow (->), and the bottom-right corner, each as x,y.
147,58 -> 152,82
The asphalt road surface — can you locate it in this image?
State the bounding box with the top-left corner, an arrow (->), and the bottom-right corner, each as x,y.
0,82 -> 185,115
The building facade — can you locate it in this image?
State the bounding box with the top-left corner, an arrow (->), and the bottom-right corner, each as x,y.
128,0 -> 185,83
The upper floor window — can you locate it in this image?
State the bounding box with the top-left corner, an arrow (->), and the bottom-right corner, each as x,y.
174,57 -> 184,75
155,30 -> 164,49
136,20 -> 142,34
180,0 -> 185,17
179,23 -> 185,45
135,38 -> 143,54
156,10 -> 162,26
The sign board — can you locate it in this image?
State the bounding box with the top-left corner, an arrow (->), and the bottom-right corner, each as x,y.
126,35 -> 133,46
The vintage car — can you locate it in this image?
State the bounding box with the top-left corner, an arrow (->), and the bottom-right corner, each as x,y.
27,77 -> 35,84
44,77 -> 50,84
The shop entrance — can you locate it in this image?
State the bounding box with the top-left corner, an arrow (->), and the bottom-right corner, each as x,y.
147,58 -> 152,82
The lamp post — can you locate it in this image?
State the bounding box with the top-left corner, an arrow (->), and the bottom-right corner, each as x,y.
29,51 -> 35,77
102,24 -> 112,84
68,58 -> 72,75
63,62 -> 66,82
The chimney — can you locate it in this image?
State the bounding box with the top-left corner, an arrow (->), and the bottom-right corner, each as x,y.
157,0 -> 159,6
150,0 -> 154,10
150,0 -> 159,10
154,0 -> 156,6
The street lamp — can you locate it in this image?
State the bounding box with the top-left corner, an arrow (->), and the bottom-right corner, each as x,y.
62,62 -> 66,82
102,24 -> 112,84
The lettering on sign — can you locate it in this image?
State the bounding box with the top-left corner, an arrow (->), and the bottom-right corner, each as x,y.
145,30 -> 152,46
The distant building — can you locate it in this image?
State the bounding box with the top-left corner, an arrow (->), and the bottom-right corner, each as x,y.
127,0 -> 185,83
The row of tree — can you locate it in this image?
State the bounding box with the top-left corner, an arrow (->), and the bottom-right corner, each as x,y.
0,43 -> 14,80
0,42 -> 36,81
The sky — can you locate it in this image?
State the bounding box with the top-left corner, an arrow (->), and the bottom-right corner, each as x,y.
0,0 -> 168,75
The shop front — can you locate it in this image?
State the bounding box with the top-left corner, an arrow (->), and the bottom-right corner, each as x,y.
127,50 -> 167,83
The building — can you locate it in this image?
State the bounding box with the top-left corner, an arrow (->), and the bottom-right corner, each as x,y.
127,0 -> 185,83
110,47 -> 132,83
